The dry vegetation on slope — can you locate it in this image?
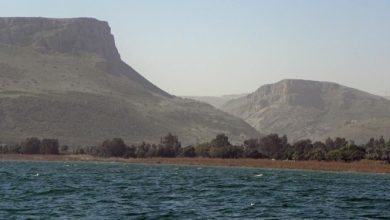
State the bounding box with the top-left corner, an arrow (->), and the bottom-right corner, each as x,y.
222,79 -> 390,143
0,17 -> 259,146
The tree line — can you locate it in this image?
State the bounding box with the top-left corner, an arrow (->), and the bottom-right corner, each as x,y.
1,133 -> 390,163
0,137 -> 60,155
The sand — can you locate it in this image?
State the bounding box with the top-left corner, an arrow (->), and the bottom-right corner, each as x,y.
1,154 -> 390,173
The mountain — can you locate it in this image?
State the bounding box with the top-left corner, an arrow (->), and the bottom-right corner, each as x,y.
222,79 -> 390,143
183,94 -> 247,108
0,17 -> 259,145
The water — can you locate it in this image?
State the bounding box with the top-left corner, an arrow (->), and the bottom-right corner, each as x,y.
1,161 -> 390,219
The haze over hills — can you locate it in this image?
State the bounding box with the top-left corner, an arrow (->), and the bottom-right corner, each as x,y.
183,94 -> 247,108
0,17 -> 259,145
222,79 -> 390,143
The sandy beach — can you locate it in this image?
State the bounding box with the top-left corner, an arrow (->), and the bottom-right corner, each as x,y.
1,154 -> 390,173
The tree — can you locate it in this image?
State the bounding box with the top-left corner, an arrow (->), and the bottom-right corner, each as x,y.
308,141 -> 327,161
328,145 -> 365,162
135,142 -> 149,158
365,138 -> 376,160
145,144 -> 159,157
291,139 -> 312,160
209,134 -> 231,158
100,138 -> 127,157
243,138 -> 267,159
159,133 -> 181,157
40,139 -> 59,154
60,145 -> 69,154
211,134 -> 230,148
182,146 -> 196,157
334,137 -> 348,148
21,137 -> 41,154
194,142 -> 210,157
258,134 -> 289,159
381,139 -> 390,162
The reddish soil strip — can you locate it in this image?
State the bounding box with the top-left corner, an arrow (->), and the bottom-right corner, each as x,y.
2,154 -> 390,173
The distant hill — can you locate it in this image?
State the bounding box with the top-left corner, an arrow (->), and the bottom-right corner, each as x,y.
183,94 -> 247,108
0,17 -> 259,145
222,79 -> 390,143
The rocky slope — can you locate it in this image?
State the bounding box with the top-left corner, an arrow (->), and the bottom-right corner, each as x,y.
222,79 -> 390,143
0,17 -> 259,145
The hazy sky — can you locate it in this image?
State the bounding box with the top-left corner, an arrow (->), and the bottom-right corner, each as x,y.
1,0 -> 390,96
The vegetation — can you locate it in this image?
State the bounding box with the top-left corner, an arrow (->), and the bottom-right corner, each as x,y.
0,137 -> 60,155
2,133 -> 390,163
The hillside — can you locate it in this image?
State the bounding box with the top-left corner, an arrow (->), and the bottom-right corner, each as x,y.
183,94 -> 247,108
222,79 -> 390,143
0,17 -> 259,145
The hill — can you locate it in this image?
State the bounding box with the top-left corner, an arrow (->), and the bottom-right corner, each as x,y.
222,79 -> 390,143
0,17 -> 259,145
183,94 -> 247,108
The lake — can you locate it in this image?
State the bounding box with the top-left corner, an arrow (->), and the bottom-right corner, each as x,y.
1,160 -> 390,219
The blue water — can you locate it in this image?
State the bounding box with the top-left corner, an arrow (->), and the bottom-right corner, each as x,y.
1,161 -> 390,219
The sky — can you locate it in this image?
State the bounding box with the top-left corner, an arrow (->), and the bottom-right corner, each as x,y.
1,0 -> 390,96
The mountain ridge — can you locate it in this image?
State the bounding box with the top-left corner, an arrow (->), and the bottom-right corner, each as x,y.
222,79 -> 390,143
183,94 -> 247,108
0,17 -> 259,145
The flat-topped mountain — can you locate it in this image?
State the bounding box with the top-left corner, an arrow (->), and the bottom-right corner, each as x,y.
222,79 -> 390,143
0,17 -> 259,145
0,17 -> 119,60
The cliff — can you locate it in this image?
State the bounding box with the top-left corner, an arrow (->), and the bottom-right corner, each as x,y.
0,17 -> 259,145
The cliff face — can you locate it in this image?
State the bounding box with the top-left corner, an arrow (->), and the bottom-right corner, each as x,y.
0,17 -> 170,96
222,79 -> 390,143
0,17 -> 120,61
0,17 -> 259,145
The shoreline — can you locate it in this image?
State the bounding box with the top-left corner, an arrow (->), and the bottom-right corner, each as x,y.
1,154 -> 390,173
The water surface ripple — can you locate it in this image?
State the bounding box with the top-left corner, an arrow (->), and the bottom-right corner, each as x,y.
1,161 -> 390,219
